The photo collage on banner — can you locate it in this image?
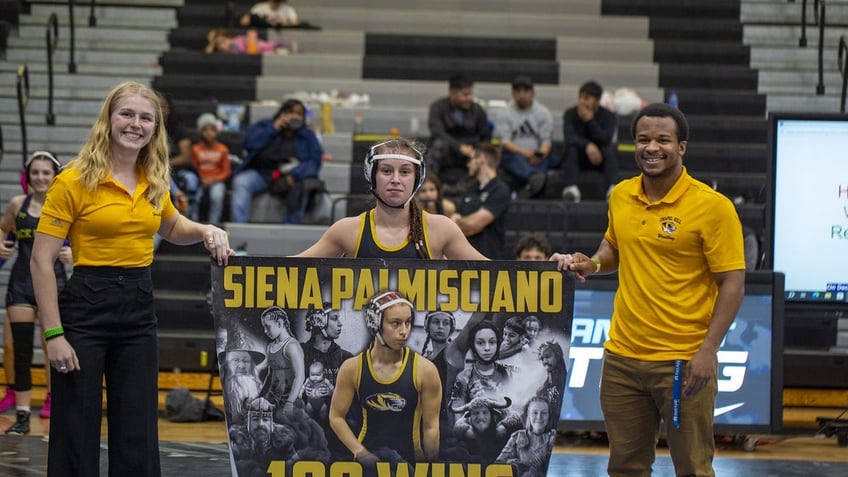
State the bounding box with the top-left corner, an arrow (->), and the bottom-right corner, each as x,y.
211,256 -> 574,477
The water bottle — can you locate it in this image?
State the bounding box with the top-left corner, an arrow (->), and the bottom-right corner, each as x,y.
305,105 -> 313,128
245,29 -> 258,55
353,110 -> 364,135
228,107 -> 240,132
667,90 -> 679,108
321,102 -> 335,134
409,116 -> 420,138
0,231 -> 16,268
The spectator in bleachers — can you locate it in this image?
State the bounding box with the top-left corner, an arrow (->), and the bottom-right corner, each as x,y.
427,75 -> 491,193
157,92 -> 198,216
230,99 -> 323,224
205,28 -> 282,55
495,75 -> 558,199
415,174 -> 456,217
514,233 -> 553,261
191,113 -> 232,224
0,151 -> 72,434
240,0 -> 299,28
560,80 -> 618,203
293,137 -> 489,260
451,144 -> 511,259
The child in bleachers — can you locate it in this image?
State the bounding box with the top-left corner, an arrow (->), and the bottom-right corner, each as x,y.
240,0 -> 299,28
191,114 -> 232,224
414,174 -> 456,217
205,28 -> 282,54
514,233 -> 553,261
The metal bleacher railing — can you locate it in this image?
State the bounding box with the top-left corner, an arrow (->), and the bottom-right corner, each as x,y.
839,35 -> 848,111
16,63 -> 29,167
794,0 -> 828,96
46,12 -> 59,125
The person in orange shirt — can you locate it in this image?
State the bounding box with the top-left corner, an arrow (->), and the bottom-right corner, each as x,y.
192,113 -> 232,224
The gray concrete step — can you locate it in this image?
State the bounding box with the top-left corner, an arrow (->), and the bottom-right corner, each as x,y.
224,223 -> 328,256
303,0 -> 599,16
295,6 -> 649,39
0,97 -> 103,116
741,0 -> 848,25
4,48 -> 161,67
25,4 -> 177,28
766,93 -> 842,112
256,77 -> 664,113
749,45 -> 841,69
758,71 -> 843,94
744,24 -> 848,47
17,24 -> 172,42
556,36 -> 655,63
8,35 -> 169,53
0,70 -> 148,91
0,59 -> 161,77
262,53 -> 362,80
34,0 -> 182,7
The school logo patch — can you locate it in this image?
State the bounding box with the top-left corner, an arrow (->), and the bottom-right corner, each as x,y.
658,216 -> 681,240
365,392 -> 407,412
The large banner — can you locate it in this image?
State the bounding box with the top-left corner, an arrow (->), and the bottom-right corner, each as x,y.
211,257 -> 574,477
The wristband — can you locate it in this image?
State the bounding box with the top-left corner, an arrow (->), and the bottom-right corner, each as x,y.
44,326 -> 65,340
591,258 -> 601,274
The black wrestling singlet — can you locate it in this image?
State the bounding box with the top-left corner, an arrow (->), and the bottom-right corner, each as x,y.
356,347 -> 423,462
353,209 -> 424,259
7,195 -> 66,307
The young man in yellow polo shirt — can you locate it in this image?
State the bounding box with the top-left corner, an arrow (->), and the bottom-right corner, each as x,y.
555,103 -> 746,476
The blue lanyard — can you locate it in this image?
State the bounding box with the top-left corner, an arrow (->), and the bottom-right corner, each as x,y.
672,359 -> 683,429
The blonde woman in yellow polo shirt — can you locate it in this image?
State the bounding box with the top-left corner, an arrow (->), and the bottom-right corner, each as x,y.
30,81 -> 234,477
555,103 -> 746,477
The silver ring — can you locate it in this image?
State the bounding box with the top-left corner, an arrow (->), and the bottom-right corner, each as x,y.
207,238 -> 214,243
59,366 -> 67,371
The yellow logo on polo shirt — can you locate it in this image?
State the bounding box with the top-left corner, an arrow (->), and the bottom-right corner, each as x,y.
659,216 -> 681,240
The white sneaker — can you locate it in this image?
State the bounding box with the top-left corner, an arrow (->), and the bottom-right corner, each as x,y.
561,185 -> 581,203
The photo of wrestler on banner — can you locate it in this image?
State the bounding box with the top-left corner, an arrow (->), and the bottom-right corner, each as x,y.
211,256 -> 574,477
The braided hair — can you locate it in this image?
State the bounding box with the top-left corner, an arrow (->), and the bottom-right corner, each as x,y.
409,197 -> 429,259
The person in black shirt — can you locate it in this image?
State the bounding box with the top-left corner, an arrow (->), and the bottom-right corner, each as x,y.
560,80 -> 619,202
451,143 -> 511,259
427,75 -> 491,191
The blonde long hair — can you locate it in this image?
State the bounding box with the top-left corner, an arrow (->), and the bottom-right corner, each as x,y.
67,81 -> 170,208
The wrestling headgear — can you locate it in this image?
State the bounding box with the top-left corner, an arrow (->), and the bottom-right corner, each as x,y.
305,302 -> 335,337
23,150 -> 62,193
363,139 -> 426,207
424,309 -> 456,337
364,291 -> 414,346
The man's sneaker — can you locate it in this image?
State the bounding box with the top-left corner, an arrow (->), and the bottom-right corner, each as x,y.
526,172 -> 547,198
5,410 -> 30,435
0,387 -> 15,413
561,185 -> 582,203
39,393 -> 52,419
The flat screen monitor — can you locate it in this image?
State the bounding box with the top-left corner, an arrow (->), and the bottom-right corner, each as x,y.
764,113 -> 848,305
559,271 -> 784,435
